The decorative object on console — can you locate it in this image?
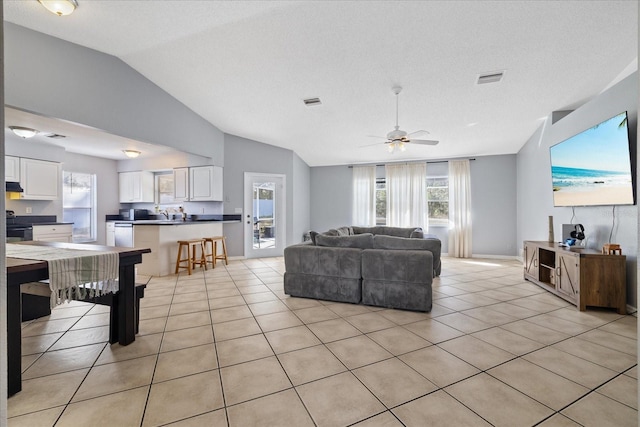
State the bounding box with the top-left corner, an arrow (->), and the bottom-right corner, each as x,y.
602,243 -> 622,255
548,215 -> 554,243
570,224 -> 585,241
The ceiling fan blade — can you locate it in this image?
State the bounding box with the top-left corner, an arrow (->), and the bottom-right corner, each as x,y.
366,135 -> 388,139
410,139 -> 439,146
407,129 -> 430,137
359,141 -> 387,148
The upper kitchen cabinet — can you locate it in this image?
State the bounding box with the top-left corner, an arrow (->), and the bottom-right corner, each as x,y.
190,166 -> 223,201
5,156 -> 20,182
119,171 -> 154,203
20,158 -> 60,200
173,167 -> 189,202
173,166 -> 223,202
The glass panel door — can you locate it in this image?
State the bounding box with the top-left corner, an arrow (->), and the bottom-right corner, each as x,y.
244,173 -> 286,258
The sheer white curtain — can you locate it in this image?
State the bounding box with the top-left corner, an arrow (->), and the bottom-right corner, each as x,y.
448,159 -> 472,257
352,165 -> 376,226
385,163 -> 427,229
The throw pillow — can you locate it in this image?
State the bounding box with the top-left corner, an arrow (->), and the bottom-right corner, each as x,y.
309,231 -> 319,245
315,233 -> 374,249
410,228 -> 424,239
335,226 -> 353,236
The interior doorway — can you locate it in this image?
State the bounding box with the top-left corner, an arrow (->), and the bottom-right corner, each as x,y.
244,173 -> 286,258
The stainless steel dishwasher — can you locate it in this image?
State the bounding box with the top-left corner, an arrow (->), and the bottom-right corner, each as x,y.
114,223 -> 134,247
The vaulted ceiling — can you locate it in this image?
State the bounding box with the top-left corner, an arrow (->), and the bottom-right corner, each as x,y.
4,1 -> 638,166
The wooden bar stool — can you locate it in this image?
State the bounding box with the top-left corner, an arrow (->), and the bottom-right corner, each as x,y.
175,239 -> 207,275
204,236 -> 229,267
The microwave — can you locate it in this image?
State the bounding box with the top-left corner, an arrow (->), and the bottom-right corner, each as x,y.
119,209 -> 149,221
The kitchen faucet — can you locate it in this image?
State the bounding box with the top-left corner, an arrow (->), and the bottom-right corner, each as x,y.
161,210 -> 169,220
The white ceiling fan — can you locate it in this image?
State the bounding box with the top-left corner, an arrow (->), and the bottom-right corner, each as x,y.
367,86 -> 439,153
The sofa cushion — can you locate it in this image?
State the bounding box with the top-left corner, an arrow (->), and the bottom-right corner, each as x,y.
315,233 -> 374,249
373,235 -> 432,250
352,226 -> 421,238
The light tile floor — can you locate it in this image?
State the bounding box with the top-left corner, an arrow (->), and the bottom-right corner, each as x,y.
8,257 -> 638,426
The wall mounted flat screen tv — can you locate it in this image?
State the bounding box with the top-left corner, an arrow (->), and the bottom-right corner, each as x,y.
550,111 -> 634,207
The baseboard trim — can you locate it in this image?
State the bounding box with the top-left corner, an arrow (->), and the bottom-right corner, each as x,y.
442,253 -> 518,260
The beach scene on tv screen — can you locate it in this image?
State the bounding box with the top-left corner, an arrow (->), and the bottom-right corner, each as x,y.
550,112 -> 633,207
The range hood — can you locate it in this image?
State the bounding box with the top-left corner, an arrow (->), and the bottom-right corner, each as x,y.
6,182 -> 24,193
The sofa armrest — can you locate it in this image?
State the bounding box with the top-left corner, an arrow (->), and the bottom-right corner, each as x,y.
362,249 -> 433,283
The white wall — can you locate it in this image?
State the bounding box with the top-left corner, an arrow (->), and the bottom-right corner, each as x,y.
517,72 -> 638,307
309,154 -> 518,256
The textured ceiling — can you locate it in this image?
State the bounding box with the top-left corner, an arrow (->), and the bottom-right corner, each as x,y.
4,1 -> 638,166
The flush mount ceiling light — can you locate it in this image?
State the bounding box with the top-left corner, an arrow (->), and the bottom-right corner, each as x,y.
123,150 -> 141,158
9,126 -> 39,139
38,0 -> 78,16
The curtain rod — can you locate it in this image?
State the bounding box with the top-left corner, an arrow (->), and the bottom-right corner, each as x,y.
347,158 -> 476,168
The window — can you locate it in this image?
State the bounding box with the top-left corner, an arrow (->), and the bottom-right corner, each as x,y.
427,176 -> 449,226
375,179 -> 386,225
374,176 -> 449,226
156,172 -> 176,205
63,171 -> 96,242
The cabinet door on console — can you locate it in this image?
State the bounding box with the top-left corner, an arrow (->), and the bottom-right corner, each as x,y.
556,252 -> 579,302
523,242 -> 539,280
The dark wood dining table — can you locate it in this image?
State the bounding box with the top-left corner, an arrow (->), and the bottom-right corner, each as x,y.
6,241 -> 151,396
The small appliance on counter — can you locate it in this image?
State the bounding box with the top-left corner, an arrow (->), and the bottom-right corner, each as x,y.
119,209 -> 150,221
6,210 -> 33,242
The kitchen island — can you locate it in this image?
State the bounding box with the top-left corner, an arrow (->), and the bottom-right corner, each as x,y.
132,220 -> 235,276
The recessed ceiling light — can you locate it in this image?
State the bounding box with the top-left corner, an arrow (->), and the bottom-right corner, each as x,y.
8,126 -> 39,138
38,0 -> 78,16
467,122 -> 478,127
123,150 -> 141,158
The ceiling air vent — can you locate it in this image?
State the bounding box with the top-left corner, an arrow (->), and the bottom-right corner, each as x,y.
477,71 -> 505,85
44,133 -> 67,139
303,97 -> 322,106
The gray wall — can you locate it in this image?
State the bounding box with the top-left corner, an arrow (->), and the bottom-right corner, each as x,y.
310,166 -> 353,232
517,72 -> 638,307
309,154 -> 518,256
5,23 -> 224,165
223,134 -> 311,257
292,153 -> 311,243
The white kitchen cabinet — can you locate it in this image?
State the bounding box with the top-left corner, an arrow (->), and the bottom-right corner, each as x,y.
173,167 -> 190,202
173,166 -> 223,202
32,224 -> 73,242
5,156 -> 20,182
119,171 -> 154,203
190,166 -> 223,201
19,158 -> 61,200
106,222 -> 116,246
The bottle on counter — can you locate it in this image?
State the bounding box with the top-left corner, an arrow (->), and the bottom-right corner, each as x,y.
179,206 -> 186,221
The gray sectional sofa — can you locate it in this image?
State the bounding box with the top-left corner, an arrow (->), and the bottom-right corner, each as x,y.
284,226 -> 441,312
